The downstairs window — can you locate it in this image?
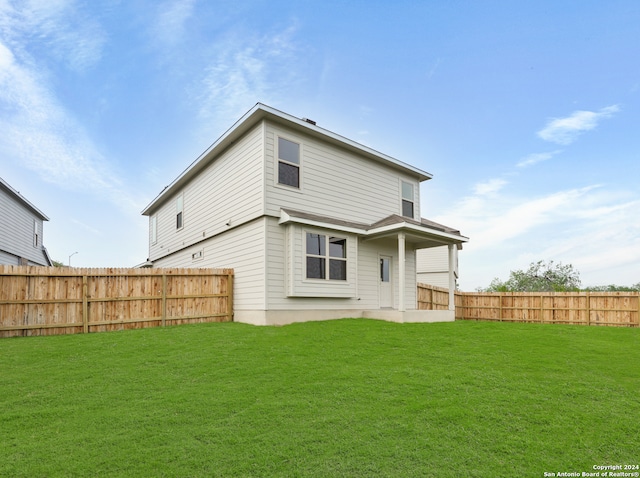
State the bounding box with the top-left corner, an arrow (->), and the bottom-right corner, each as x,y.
305,233 -> 347,281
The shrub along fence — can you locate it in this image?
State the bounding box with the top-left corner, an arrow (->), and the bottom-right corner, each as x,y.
418,283 -> 639,327
0,266 -> 234,338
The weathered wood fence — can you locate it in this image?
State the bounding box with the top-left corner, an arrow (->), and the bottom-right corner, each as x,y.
418,283 -> 640,327
0,266 -> 234,338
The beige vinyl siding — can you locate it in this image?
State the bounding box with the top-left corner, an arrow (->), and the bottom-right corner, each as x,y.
360,238 -> 417,310
417,272 -> 450,289
356,239 -> 391,309
358,237 -> 416,310
149,123 -> 264,262
416,246 -> 456,289
265,219 -> 419,311
0,187 -> 48,266
153,218 -> 266,310
266,218 -> 361,310
264,122 -> 420,223
287,223 -> 357,298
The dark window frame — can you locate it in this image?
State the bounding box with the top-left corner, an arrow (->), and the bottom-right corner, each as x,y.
401,181 -> 414,218
305,233 -> 347,281
277,137 -> 300,188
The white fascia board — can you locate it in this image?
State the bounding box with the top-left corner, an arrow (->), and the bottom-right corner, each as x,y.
366,222 -> 469,244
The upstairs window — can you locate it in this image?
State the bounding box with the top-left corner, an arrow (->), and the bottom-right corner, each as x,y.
176,194 -> 184,230
278,137 -> 300,188
33,220 -> 39,247
151,215 -> 157,244
401,181 -> 414,218
306,233 -> 347,280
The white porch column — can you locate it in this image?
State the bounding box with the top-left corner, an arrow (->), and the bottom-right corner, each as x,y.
398,232 -> 406,312
448,244 -> 456,311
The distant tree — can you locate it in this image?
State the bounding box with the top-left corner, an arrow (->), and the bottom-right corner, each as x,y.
480,260 -> 581,292
583,283 -> 640,292
52,260 -> 65,267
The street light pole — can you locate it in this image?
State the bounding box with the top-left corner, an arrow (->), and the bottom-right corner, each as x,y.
68,251 -> 78,267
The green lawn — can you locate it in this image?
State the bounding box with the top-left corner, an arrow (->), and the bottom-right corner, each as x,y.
1,320 -> 638,477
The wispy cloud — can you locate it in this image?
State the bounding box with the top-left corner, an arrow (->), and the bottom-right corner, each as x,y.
0,0 -> 106,71
446,186 -> 596,250
426,57 -> 441,80
473,178 -> 507,195
153,0 -> 196,47
537,105 -> 620,145
195,21 -> 304,129
517,150 -> 562,168
0,6 -> 143,213
438,179 -> 640,289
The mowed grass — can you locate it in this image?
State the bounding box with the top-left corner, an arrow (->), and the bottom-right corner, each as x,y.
1,320 -> 638,477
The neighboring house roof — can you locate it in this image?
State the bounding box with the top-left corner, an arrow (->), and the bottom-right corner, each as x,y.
142,103 -> 434,216
279,208 -> 468,249
0,176 -> 50,221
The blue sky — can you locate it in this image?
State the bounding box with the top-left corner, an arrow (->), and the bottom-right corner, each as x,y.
1,0 -> 638,290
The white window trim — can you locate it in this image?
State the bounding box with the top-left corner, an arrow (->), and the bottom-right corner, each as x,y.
275,135 -> 302,191
304,231 -> 348,282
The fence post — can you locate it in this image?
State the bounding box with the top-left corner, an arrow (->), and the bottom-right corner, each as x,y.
161,274 -> 167,327
586,292 -> 591,326
499,294 -> 503,321
227,272 -> 234,322
82,275 -> 88,334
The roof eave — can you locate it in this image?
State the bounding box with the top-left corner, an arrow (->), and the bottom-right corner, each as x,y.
366,221 -> 469,244
0,177 -> 49,221
280,210 -> 468,246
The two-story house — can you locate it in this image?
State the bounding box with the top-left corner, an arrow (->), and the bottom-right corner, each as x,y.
142,104 -> 467,325
0,176 -> 52,267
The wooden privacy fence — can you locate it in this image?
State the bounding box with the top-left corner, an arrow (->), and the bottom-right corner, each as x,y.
417,283 -> 640,327
417,283 -> 452,311
0,266 -> 234,338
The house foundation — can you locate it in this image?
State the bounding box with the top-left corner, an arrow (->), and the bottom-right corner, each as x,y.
234,309 -> 455,326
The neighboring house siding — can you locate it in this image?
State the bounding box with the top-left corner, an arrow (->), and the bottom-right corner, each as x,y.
417,272 -> 450,289
416,246 -> 457,289
0,249 -> 19,265
149,123 -> 264,262
0,184 -> 49,266
153,218 -> 266,310
264,121 -> 421,223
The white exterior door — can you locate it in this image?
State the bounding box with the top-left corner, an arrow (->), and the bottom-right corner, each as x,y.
380,255 -> 393,308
